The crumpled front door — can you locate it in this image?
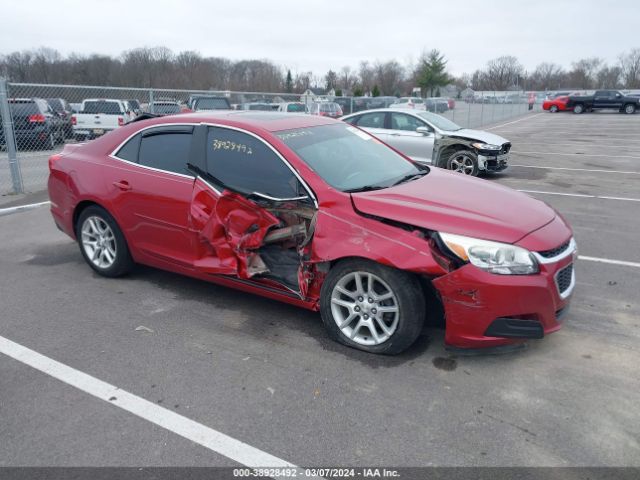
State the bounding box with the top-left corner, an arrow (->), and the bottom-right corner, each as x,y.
189,177 -> 280,278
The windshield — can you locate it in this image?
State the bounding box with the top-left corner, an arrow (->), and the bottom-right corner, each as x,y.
83,101 -> 123,115
277,124 -> 423,192
416,111 -> 461,131
154,103 -> 181,114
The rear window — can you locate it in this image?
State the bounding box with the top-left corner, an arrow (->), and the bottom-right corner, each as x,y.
9,101 -> 40,116
153,103 -> 182,114
411,98 -> 424,104
47,99 -> 63,111
194,98 -> 230,110
82,101 -> 123,115
287,103 -> 306,112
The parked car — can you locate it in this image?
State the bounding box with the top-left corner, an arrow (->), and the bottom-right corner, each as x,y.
0,98 -> 66,150
446,98 -> 456,109
48,111 -> 575,354
126,99 -> 143,116
72,99 -> 136,141
278,102 -> 308,113
390,97 -> 425,110
309,102 -> 343,118
543,95 -> 572,113
425,98 -> 449,113
566,90 -> 640,114
149,101 -> 183,116
46,97 -> 74,138
188,95 -> 232,111
342,108 -> 510,176
237,102 -> 274,111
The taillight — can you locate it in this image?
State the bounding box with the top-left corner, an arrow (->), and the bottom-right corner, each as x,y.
71,115 -> 77,125
48,153 -> 62,171
28,114 -> 46,123
118,117 -> 124,126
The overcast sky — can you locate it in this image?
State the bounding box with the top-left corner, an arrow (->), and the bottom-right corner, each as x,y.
1,0 -> 638,76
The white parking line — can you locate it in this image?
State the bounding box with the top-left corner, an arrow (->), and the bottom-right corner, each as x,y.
0,335 -> 297,471
513,151 -> 640,159
517,189 -> 640,202
579,256 -> 640,268
486,113 -> 545,130
510,164 -> 640,175
0,201 -> 51,217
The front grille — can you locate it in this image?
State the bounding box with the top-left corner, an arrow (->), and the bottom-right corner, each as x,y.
556,264 -> 573,294
539,240 -> 571,258
500,143 -> 511,154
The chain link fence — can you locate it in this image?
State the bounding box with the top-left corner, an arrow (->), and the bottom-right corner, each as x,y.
0,80 -> 545,195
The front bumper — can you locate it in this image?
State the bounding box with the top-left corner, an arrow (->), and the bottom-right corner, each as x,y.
432,237 -> 575,349
478,152 -> 509,171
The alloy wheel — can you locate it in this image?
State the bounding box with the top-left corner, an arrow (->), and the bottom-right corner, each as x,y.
81,216 -> 117,269
330,271 -> 399,346
449,153 -> 476,175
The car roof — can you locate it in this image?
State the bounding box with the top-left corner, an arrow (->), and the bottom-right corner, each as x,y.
342,108 -> 426,117
129,111 -> 337,133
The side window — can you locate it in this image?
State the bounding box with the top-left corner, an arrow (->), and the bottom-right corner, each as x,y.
115,133 -> 141,162
343,115 -> 360,126
356,112 -> 386,128
390,113 -> 425,132
138,130 -> 193,175
206,127 -> 299,198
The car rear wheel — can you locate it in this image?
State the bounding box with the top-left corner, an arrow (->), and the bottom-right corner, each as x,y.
550,105 -> 559,113
573,104 -> 584,114
76,205 -> 133,277
624,104 -> 636,114
447,150 -> 479,176
320,259 -> 425,355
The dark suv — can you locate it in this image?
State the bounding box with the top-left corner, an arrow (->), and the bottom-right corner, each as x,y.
1,98 -> 66,150
188,95 -> 232,111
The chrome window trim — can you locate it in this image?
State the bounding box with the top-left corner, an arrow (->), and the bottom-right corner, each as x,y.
532,237 -> 577,265
108,121 -> 318,208
555,264 -> 576,300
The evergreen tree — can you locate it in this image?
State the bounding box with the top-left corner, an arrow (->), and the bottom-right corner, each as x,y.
372,84 -> 381,97
417,49 -> 450,97
285,69 -> 293,93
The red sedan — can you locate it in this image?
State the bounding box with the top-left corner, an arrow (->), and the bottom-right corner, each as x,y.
543,95 -> 572,113
48,112 -> 576,354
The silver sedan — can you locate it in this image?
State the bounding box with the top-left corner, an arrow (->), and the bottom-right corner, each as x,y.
341,108 -> 511,176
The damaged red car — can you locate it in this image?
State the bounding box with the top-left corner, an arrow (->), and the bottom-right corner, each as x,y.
48,112 -> 576,354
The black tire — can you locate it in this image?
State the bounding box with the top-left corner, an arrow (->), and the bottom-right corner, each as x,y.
76,205 -> 133,278
320,258 -> 425,355
446,150 -> 479,176
623,104 -> 636,114
573,104 -> 584,114
550,105 -> 559,113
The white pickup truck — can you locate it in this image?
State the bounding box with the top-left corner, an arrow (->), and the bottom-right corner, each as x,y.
72,99 -> 136,141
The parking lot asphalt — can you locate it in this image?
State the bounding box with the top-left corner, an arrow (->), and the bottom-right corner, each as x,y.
1,110 -> 639,468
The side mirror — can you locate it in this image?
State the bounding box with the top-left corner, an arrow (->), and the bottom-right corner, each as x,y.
416,126 -> 432,135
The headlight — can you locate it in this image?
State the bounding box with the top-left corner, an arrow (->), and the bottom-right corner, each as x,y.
472,142 -> 501,151
438,232 -> 539,275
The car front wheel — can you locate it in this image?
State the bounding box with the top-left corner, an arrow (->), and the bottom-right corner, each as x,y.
320,259 -> 425,355
447,150 -> 479,176
76,205 -> 133,277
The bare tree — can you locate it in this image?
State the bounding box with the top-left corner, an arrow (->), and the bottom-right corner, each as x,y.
619,48 -> 640,89
528,62 -> 566,90
374,60 -> 405,96
596,65 -> 622,89
567,57 -> 602,89
484,56 -> 523,90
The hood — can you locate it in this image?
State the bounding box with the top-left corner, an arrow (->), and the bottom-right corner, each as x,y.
448,128 -> 509,146
351,168 -> 556,244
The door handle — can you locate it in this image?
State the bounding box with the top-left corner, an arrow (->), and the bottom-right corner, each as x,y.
113,180 -> 132,191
